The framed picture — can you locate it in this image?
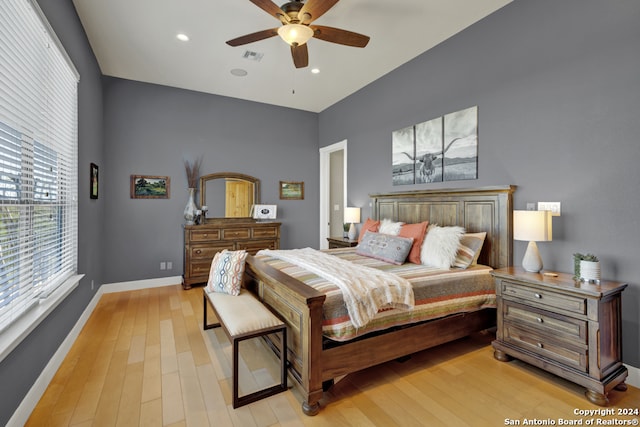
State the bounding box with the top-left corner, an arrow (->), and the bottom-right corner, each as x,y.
130,175 -> 170,199
90,163 -> 99,199
279,181 -> 304,200
392,105 -> 478,185
252,204 -> 277,220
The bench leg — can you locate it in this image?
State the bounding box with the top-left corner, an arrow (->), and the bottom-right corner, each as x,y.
233,326 -> 288,408
203,293 -> 220,330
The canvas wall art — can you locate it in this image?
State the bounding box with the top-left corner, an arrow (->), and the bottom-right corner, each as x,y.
392,106 -> 478,185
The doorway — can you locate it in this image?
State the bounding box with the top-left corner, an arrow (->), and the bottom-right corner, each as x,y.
319,140 -> 347,249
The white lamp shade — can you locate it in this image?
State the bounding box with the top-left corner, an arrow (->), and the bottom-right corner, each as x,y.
344,207 -> 361,224
514,210 -> 552,242
277,24 -> 314,46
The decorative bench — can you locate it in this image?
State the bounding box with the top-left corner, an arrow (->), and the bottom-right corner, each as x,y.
203,288 -> 288,408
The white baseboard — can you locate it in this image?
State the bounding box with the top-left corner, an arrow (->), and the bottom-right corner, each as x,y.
101,275 -> 182,294
625,363 -> 640,389
7,276 -> 182,427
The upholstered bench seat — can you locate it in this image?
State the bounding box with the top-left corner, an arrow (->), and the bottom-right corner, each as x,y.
203,288 -> 287,408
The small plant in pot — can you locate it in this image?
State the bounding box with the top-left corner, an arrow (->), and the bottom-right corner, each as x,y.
343,223 -> 350,238
573,253 -> 600,282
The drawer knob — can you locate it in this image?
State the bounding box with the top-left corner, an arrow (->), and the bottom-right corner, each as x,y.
203,234 -> 208,238
537,317 -> 544,323
537,343 -> 544,348
534,293 -> 542,299
195,250 -> 201,254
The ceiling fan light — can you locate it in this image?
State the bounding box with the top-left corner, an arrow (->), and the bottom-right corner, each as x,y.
277,24 -> 313,46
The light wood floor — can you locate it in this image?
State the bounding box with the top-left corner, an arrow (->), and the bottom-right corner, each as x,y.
27,284 -> 639,426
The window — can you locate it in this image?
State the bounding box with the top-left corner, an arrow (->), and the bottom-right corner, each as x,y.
0,0 -> 79,333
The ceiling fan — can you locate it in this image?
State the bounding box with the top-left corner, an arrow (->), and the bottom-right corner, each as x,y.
226,0 -> 370,68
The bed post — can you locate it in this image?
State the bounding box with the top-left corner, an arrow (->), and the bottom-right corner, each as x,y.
302,296 -> 324,416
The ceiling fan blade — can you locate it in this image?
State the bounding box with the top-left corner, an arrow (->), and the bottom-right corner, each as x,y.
226,28 -> 279,47
299,0 -> 339,24
291,44 -> 309,68
250,0 -> 290,23
311,25 -> 370,48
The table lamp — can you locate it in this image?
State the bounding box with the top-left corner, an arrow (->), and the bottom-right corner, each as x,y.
514,210 -> 552,273
344,207 -> 361,240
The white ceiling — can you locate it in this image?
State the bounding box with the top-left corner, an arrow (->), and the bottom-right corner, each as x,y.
72,0 -> 511,113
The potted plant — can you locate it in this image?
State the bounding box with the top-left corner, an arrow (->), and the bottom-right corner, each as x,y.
573,253 -> 600,282
343,223 -> 350,238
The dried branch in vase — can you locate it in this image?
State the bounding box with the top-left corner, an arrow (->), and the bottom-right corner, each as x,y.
184,156 -> 203,189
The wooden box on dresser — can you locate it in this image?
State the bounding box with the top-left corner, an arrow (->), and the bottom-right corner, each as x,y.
491,267 -> 628,405
182,219 -> 280,289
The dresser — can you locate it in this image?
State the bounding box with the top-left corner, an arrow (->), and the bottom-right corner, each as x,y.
182,219 -> 280,289
491,267 -> 628,405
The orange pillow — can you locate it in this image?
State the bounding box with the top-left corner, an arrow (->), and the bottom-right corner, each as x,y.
399,221 -> 429,264
358,218 -> 380,242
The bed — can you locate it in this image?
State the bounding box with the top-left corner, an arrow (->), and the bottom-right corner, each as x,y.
243,186 -> 515,415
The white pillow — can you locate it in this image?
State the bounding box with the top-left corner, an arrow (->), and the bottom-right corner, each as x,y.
378,218 -> 403,235
420,225 -> 465,269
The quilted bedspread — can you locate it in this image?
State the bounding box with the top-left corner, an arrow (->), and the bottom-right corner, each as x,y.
255,247 -> 496,342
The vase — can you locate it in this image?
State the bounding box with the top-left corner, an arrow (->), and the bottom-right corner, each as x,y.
184,188 -> 198,225
580,260 -> 601,283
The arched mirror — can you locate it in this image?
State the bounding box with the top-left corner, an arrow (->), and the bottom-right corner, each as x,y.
199,172 -> 260,219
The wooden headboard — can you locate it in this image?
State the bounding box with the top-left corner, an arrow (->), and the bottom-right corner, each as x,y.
370,185 -> 516,269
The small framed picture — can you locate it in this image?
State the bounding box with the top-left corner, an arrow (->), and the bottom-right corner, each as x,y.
279,181 -> 304,200
130,175 -> 170,199
90,163 -> 99,199
252,204 -> 277,220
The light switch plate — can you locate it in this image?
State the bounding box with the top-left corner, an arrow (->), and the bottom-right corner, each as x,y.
538,202 -> 561,216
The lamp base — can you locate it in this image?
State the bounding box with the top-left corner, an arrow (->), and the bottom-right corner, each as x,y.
522,241 -> 543,273
347,223 -> 357,240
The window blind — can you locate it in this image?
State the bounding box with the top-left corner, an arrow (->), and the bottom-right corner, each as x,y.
0,0 -> 78,333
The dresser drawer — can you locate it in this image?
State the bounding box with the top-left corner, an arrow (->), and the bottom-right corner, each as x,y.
503,300 -> 587,343
503,323 -> 588,372
500,280 -> 586,315
190,261 -> 214,277
190,244 -> 234,260
252,226 -> 279,238
190,229 -> 221,242
222,228 -> 251,240
237,239 -> 278,254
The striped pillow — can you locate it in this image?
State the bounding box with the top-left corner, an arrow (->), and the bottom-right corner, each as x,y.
207,249 -> 248,295
452,232 -> 487,268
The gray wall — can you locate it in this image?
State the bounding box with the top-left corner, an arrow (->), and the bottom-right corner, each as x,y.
3,0 -> 639,423
0,0 -> 105,424
102,78 -> 319,283
319,0 -> 640,367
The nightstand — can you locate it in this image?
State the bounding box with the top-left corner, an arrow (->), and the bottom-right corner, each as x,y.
491,267 -> 628,406
327,236 -> 358,249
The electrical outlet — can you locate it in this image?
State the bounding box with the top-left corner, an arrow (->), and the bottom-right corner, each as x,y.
538,202 -> 561,216
167,261 -> 173,270
526,203 -> 536,211
160,262 -> 166,270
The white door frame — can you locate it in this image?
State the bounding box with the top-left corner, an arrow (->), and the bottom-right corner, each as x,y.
319,140 -> 347,249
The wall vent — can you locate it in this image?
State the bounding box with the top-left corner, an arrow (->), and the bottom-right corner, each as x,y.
243,50 -> 264,61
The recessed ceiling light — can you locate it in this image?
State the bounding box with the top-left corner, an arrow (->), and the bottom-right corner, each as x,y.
176,33 -> 189,42
230,68 -> 248,77
311,68 -> 320,74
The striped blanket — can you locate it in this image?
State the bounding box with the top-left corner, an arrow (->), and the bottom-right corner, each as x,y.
256,248 -> 496,342
258,248 -> 414,328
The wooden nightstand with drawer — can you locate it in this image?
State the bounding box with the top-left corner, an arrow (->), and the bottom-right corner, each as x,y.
491,267 -> 628,406
327,236 -> 358,249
